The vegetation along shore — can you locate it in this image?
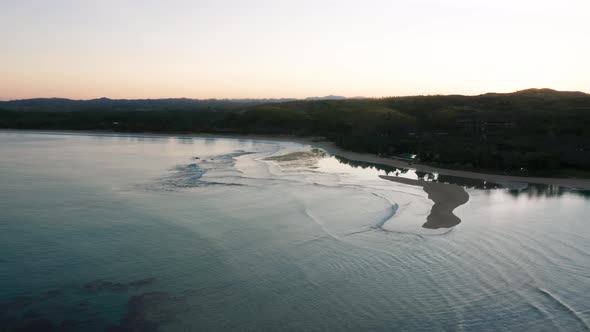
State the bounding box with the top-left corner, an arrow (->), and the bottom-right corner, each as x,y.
1,88 -> 589,180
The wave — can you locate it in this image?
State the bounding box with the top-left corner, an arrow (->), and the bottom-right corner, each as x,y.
139,150 -> 256,191
370,192 -> 400,230
301,206 -> 423,259
537,288 -> 590,331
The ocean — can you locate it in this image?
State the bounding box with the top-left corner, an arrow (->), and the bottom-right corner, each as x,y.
1,131 -> 589,331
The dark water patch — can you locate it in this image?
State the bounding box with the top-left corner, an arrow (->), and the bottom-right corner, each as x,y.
60,319 -> 84,332
75,300 -> 91,308
127,278 -> 157,288
0,311 -> 92,332
38,290 -> 63,301
83,280 -> 128,293
0,313 -> 57,332
107,291 -> 190,332
0,296 -> 33,312
83,278 -> 158,294
0,316 -> 18,330
20,311 -> 46,321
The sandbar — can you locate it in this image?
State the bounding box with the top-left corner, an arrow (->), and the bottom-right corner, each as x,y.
380,175 -> 469,229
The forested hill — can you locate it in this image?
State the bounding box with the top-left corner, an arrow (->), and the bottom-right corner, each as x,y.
1,89 -> 589,176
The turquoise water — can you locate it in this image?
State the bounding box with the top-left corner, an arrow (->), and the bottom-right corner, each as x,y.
1,131 -> 589,331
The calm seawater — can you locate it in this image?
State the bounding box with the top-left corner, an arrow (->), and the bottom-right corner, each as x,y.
1,131 -> 589,331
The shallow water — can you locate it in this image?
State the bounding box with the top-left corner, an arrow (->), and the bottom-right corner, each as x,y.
1,131 -> 589,331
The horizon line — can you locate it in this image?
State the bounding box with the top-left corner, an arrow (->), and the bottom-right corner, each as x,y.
2,88 -> 589,102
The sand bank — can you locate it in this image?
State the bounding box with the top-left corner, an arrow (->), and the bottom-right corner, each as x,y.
380,175 -> 469,229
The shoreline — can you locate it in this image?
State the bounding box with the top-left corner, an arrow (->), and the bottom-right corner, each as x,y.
2,128 -> 590,190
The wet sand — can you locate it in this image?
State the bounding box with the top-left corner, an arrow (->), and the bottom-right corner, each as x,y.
380,175 -> 470,229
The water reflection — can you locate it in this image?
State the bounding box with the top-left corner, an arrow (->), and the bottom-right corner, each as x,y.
85,133 -> 171,144
507,184 -> 590,199
176,137 -> 195,144
333,156 -> 590,199
334,156 -> 403,175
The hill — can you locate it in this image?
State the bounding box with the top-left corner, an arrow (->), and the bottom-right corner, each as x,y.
484,88 -> 589,99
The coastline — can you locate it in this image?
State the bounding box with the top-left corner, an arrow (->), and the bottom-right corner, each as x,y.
2,128 -> 590,190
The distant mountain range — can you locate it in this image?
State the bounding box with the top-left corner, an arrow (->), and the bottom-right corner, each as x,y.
0,97 -> 291,112
0,89 -> 587,112
0,95 -> 349,111
304,95 -> 348,101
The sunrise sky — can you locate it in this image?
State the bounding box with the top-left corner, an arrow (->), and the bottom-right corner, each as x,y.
1,0 -> 589,100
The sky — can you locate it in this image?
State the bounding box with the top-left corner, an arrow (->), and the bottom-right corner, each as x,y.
1,0 -> 589,100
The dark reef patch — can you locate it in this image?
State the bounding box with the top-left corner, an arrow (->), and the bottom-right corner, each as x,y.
107,291 -> 190,332
0,277 -> 160,331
